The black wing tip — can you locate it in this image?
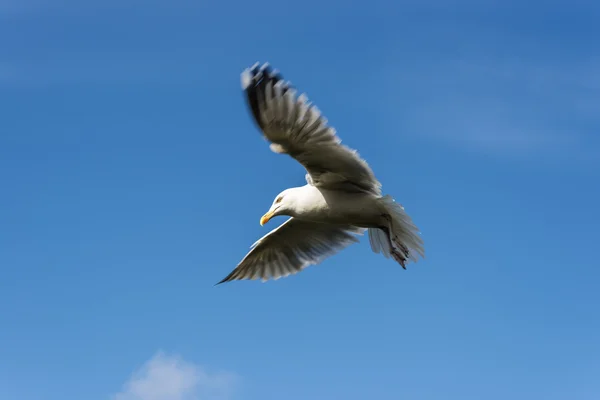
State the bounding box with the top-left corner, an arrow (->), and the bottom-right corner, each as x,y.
240,62 -> 261,90
215,273 -> 235,286
240,61 -> 290,92
241,61 -> 296,132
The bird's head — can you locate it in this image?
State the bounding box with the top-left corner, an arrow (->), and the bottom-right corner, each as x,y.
260,189 -> 294,226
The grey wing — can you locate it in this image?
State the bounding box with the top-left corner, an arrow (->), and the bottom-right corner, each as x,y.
241,62 -> 382,196
216,218 -> 365,284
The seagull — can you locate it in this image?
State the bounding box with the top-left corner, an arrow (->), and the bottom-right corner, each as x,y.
216,62 -> 424,284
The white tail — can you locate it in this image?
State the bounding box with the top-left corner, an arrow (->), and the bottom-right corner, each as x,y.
368,195 -> 424,268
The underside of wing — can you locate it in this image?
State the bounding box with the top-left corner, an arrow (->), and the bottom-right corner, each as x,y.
216,218 -> 365,284
241,62 -> 381,195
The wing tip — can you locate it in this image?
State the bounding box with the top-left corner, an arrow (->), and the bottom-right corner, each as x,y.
240,62 -> 259,89
240,61 -> 292,92
215,270 -> 238,285
214,277 -> 230,286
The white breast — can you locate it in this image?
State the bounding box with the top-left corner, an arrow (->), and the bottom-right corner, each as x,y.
294,186 -> 382,227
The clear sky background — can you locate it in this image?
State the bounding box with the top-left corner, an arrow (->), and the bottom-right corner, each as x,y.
1,1 -> 599,400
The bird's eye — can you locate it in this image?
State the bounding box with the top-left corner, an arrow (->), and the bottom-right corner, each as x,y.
275,196 -> 283,204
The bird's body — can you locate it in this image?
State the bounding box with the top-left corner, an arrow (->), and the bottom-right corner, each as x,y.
278,185 -> 384,227
217,62 -> 425,284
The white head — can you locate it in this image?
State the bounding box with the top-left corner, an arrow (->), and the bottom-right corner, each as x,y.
259,188 -> 298,225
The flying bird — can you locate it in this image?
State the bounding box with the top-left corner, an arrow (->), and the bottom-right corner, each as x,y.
217,62 -> 424,284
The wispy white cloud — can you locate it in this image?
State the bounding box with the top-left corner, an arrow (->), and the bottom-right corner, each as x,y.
0,62 -> 15,81
385,57 -> 600,159
0,56 -> 210,86
112,352 -> 238,400
0,0 -> 204,17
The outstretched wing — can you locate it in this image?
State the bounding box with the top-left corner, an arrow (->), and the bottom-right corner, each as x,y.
241,62 -> 382,196
216,218 -> 364,284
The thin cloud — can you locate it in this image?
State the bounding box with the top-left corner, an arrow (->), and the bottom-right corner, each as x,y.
0,56 -> 210,86
112,352 -> 238,400
384,58 -> 599,159
0,62 -> 15,81
0,0 -> 205,17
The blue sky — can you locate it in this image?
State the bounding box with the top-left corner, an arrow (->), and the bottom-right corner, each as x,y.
1,1 -> 599,399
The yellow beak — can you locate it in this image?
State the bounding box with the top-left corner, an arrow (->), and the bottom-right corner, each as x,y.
260,211 -> 274,226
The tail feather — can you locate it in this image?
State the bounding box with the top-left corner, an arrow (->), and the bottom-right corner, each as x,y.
368,227 -> 391,258
368,195 -> 424,268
